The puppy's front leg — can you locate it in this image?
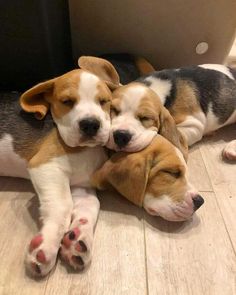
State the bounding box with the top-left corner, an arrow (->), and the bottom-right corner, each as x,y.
177,116 -> 205,146
26,163 -> 73,276
60,187 -> 100,270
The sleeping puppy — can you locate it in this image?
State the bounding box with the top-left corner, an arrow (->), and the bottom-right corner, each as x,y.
93,135 -> 204,221
0,56 -> 120,276
108,65 -> 236,160
107,82 -> 187,158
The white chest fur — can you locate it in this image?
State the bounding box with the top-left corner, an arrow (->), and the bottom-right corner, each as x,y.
28,146 -> 108,188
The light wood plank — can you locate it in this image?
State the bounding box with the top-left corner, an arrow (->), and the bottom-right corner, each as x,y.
45,191 -> 147,295
199,125 -> 236,249
144,192 -> 236,295
0,177 -> 48,295
187,144 -> 213,192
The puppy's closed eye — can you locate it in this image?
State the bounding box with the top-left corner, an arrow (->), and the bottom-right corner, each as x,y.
138,115 -> 154,128
162,169 -> 182,179
99,98 -> 109,106
61,99 -> 75,107
111,106 -> 120,117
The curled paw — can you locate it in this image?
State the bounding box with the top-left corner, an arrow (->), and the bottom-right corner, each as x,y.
60,220 -> 92,270
26,234 -> 58,276
222,140 -> 236,161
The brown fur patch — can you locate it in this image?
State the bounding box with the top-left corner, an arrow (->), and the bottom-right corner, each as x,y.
96,81 -> 113,113
93,136 -> 187,206
48,70 -> 81,119
27,128 -> 82,168
146,138 -> 187,203
134,56 -> 155,75
78,56 -> 120,89
169,79 -> 201,124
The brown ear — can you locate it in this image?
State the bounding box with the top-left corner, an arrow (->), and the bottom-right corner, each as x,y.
92,152 -> 151,207
78,56 -> 120,90
134,56 -> 155,75
20,79 -> 56,120
159,107 -> 188,159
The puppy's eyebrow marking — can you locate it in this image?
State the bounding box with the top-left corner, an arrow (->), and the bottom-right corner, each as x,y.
121,85 -> 147,112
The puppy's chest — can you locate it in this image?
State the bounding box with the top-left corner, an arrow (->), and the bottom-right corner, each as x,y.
67,147 -> 108,187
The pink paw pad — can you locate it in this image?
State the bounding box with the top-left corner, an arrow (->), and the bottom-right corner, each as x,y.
75,240 -> 87,253
62,227 -> 80,248
29,235 -> 43,252
36,249 -> 47,263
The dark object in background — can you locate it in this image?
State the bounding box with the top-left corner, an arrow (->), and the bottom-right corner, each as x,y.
99,53 -> 141,85
0,1 -> 73,91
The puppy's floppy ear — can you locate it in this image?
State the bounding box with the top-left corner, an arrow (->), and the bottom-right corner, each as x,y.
92,152 -> 151,206
20,78 -> 56,120
159,107 -> 188,158
78,56 -> 120,90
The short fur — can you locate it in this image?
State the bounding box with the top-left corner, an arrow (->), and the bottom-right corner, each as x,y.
109,64 -> 236,160
93,135 -> 203,221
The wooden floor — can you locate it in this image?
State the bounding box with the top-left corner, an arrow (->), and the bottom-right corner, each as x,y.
0,125 -> 235,295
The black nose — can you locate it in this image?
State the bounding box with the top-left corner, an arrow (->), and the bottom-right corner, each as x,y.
79,118 -> 100,137
192,195 -> 205,211
113,130 -> 132,148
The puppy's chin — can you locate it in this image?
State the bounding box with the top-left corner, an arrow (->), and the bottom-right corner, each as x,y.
77,135 -> 109,147
106,130 -> 157,152
59,128 -> 110,148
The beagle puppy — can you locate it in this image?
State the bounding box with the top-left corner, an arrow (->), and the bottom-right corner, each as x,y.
93,135 -> 204,221
108,65 -> 236,160
0,56 -> 121,276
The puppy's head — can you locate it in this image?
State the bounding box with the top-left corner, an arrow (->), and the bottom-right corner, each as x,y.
20,56 -> 120,147
107,82 -> 187,157
93,136 -> 204,222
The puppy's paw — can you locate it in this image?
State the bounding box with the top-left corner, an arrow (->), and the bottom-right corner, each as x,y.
222,140 -> 236,161
26,234 -> 58,277
60,218 -> 92,270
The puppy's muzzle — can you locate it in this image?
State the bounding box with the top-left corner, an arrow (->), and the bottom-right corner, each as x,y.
79,117 -> 100,137
192,194 -> 204,211
113,130 -> 132,148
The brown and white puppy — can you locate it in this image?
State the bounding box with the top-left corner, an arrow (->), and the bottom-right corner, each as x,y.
93,136 -> 204,221
0,56 -> 120,277
107,83 -> 187,158
108,65 -> 236,160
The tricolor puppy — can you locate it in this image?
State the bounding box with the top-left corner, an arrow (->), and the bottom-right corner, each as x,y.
93,136 -> 204,221
108,65 -> 236,160
0,56 -> 121,276
107,82 -> 186,157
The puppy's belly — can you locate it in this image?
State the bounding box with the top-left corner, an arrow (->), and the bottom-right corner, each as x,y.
0,134 -> 29,178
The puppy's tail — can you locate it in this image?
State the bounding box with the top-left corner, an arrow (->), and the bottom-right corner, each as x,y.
134,56 -> 155,75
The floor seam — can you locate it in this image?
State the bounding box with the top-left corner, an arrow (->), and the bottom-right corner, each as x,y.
199,146 -> 236,258
143,218 -> 150,295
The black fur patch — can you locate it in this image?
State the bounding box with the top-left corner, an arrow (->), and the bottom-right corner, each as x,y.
137,66 -> 236,125
0,92 -> 54,154
99,53 -> 141,85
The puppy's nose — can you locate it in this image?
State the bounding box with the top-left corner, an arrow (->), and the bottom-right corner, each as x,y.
192,194 -> 204,211
79,118 -> 100,137
113,130 -> 132,148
